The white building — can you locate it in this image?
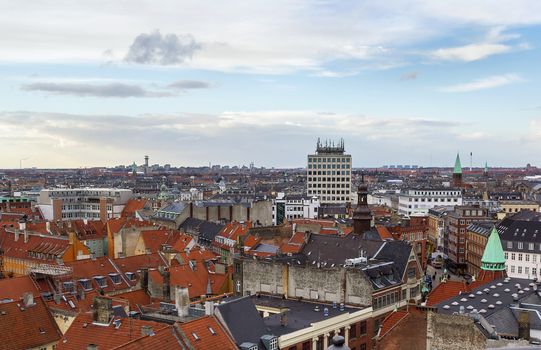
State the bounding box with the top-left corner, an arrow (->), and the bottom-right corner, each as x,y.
37,188 -> 133,221
272,193 -> 320,225
499,214 -> 541,279
306,139 -> 352,204
398,188 -> 462,217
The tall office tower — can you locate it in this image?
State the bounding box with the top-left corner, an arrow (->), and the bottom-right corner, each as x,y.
306,138 -> 352,204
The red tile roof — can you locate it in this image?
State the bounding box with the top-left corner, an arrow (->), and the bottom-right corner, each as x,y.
114,289 -> 153,310
65,257 -> 131,294
121,199 -> 147,218
176,316 -> 237,350
112,325 -> 181,350
0,275 -> 40,301
0,297 -> 62,350
56,312 -> 166,350
376,226 -> 394,240
378,309 -> 409,338
425,279 -> 487,306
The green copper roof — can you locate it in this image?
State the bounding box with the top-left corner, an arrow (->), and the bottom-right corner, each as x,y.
453,153 -> 462,174
481,227 -> 506,271
484,161 -> 488,173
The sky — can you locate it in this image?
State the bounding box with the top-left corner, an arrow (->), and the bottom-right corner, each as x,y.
1,0 -> 541,169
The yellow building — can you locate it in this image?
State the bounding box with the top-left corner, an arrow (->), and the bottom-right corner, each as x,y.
497,200 -> 540,219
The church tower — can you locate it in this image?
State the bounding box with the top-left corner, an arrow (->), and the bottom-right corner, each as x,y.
353,176 -> 372,236
478,227 -> 507,282
452,153 -> 463,188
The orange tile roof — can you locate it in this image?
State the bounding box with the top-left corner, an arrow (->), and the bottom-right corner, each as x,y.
121,199 -> 147,218
176,316 -> 237,350
0,297 -> 62,350
112,325 -> 181,350
141,229 -> 184,253
66,257 -> 131,293
376,226 -> 394,240
56,312 -> 166,350
379,309 -> 410,338
114,289 -> 152,310
0,275 -> 40,301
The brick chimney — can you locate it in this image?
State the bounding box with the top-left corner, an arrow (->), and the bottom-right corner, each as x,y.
518,310 -> 530,340
162,269 -> 171,302
92,297 -> 113,325
175,287 -> 190,318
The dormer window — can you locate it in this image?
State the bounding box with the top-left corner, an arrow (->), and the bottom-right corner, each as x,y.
94,276 -> 107,288
79,278 -> 92,291
125,272 -> 136,281
108,273 -> 121,284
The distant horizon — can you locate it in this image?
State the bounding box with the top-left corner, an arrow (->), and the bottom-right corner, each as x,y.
2,2 -> 541,168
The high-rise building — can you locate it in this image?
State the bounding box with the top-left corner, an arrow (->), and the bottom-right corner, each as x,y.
306,139 -> 352,204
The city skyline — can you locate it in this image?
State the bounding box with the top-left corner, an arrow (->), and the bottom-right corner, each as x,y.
2,1 -> 541,168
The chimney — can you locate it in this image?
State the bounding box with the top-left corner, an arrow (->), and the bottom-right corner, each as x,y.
87,345 -> 98,350
141,325 -> 154,337
18,220 -> 26,232
163,270 -> 171,302
518,310 -> 530,340
92,297 -> 113,325
45,221 -> 51,234
175,287 -> 190,318
14,229 -> 19,242
280,313 -> 288,327
140,268 -> 149,293
22,292 -> 34,307
204,301 -> 214,316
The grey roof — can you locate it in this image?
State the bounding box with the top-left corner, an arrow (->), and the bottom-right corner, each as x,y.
252,295 -> 363,336
215,296 -> 271,347
300,233 -> 412,290
159,202 -> 186,214
253,243 -> 279,254
179,218 -> 224,244
468,221 -> 496,237
498,215 -> 541,247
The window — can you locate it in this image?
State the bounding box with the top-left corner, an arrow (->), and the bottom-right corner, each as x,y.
534,255 -> 537,263
511,265 -> 515,273
526,254 -> 530,262
525,267 -> 530,275
507,241 -> 512,248
533,267 -> 537,276
511,253 -> 516,260
518,254 -> 523,261
360,320 -> 367,335
518,266 -> 522,274
529,243 -> 534,250
518,242 -> 524,249
504,252 -> 508,259
350,323 -> 357,339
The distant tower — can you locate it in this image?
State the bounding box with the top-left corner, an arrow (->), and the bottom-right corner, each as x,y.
131,161 -> 137,176
353,175 -> 372,236
483,161 -> 489,177
478,227 -> 507,282
452,153 -> 462,188
144,155 -> 149,174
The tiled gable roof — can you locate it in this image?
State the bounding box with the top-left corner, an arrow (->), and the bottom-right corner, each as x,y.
0,297 -> 62,350
378,309 -> 409,338
176,316 -> 237,350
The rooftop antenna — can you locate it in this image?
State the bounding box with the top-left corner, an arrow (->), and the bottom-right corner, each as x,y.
470,152 -> 473,171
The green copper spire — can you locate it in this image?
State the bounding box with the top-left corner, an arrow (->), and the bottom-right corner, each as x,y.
484,161 -> 488,173
481,227 -> 506,271
453,153 -> 462,174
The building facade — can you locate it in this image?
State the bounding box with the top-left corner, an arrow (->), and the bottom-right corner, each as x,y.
272,193 -> 320,225
447,206 -> 489,273
306,139 -> 352,205
398,189 -> 462,217
38,188 -> 133,221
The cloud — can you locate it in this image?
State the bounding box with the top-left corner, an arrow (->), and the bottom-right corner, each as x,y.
124,30 -> 201,65
21,82 -> 173,98
167,80 -> 211,90
400,71 -> 418,80
440,74 -> 523,92
431,43 -> 512,62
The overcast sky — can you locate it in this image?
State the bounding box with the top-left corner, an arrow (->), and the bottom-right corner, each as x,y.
1,0 -> 541,169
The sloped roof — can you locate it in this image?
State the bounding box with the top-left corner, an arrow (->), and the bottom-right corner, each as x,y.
176,316 -> 237,350
481,227 -> 506,269
0,297 -> 62,350
454,153 -> 462,174
112,326 -> 181,350
378,310 -> 409,338
0,275 -> 40,301
56,312 -> 166,350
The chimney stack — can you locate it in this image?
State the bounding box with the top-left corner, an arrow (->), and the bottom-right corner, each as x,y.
280,313 -> 288,327
22,292 -> 34,307
87,345 -> 99,350
204,301 -> 214,316
175,287 -> 190,318
141,325 -> 154,337
163,269 -> 171,302
92,297 -> 113,325
518,310 -> 530,340
140,268 -> 149,293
